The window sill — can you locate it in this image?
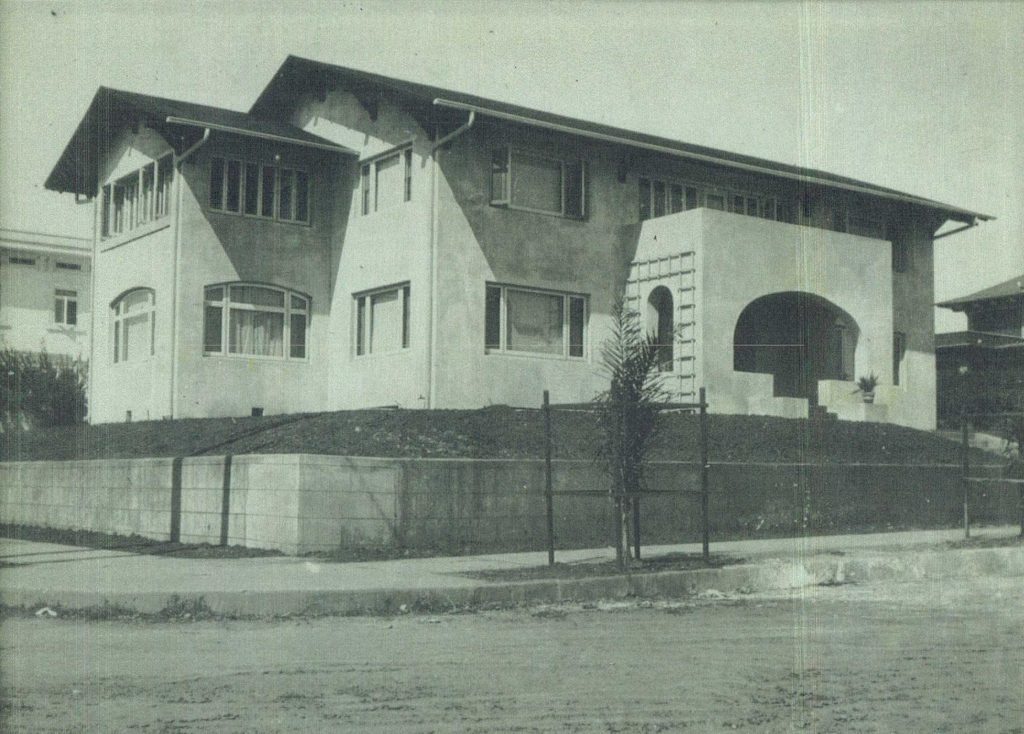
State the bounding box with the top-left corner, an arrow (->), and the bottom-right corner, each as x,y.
485,348 -> 588,363
207,208 -> 311,228
101,220 -> 171,252
490,203 -> 585,222
47,327 -> 87,336
203,352 -> 308,364
353,347 -> 411,360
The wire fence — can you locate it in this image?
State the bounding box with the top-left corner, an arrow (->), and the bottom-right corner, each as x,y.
539,394 -> 1023,566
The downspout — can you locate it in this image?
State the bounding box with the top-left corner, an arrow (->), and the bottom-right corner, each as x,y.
426,108 -> 475,408
168,128 -> 210,418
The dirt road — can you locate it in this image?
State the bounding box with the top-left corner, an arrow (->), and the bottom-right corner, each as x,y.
2,577 -> 1022,732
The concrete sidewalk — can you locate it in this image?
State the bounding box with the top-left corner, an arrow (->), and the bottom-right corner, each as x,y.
1,526 -> 1021,617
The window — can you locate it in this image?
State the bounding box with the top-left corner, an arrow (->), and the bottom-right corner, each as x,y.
354,284 -> 411,356
9,256 -> 35,266
101,154 -> 173,239
491,147 -> 585,219
360,147 -> 413,215
54,290 -> 77,326
203,284 -> 309,360
209,157 -> 310,223
56,262 -> 82,271
893,331 -> 907,386
485,283 -> 586,358
112,288 -> 155,363
639,176 -> 786,225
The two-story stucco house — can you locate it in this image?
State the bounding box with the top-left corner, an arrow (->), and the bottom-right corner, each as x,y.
45,56 -> 989,428
1,228 -> 92,360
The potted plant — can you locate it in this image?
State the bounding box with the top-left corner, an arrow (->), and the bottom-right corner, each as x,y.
855,373 -> 880,404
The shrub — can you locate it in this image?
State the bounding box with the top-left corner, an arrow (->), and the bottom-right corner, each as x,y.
0,349 -> 88,431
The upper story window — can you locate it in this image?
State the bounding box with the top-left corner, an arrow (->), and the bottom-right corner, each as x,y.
112,288 -> 155,363
491,147 -> 585,219
354,283 -> 410,356
8,256 -> 36,266
54,290 -> 78,326
209,157 -> 310,224
101,154 -> 173,239
360,147 -> 413,215
56,261 -> 82,271
485,283 -> 587,359
639,176 -> 794,225
203,283 -> 309,360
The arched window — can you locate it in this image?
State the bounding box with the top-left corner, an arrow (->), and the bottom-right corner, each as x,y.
111,288 -> 155,363
203,283 -> 309,360
647,286 -> 674,372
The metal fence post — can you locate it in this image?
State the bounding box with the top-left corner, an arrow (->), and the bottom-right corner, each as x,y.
699,387 -> 710,562
543,390 -> 555,566
961,414 -> 971,539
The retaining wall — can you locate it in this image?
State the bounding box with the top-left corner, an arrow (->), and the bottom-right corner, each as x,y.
0,454 -> 1017,554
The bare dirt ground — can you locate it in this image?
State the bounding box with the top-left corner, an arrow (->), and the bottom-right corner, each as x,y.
2,576 -> 1022,733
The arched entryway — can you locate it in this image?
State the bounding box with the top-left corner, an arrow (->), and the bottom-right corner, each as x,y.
647,286 -> 674,372
733,292 -> 859,402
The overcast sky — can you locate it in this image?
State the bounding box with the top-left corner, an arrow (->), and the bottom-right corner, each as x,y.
1,0 -> 1021,330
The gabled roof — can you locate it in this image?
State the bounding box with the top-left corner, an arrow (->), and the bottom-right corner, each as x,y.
46,87 -> 356,196
251,55 -> 991,225
937,274 -> 1024,310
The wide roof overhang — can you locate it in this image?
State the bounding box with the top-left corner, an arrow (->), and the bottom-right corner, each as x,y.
46,87 -> 356,197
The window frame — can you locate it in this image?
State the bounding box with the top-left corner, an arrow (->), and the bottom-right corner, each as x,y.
101,153 -> 174,240
484,282 -> 588,360
202,282 -> 310,362
490,147 -> 586,220
359,145 -> 414,216
208,156 -> 311,225
353,282 -> 412,357
638,174 -> 785,224
111,288 -> 156,364
54,289 -> 78,326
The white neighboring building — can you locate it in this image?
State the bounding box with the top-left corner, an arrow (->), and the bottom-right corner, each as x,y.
0,229 -> 92,360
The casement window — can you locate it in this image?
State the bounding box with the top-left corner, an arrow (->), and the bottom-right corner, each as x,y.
112,288 -> 155,363
54,290 -> 77,326
354,283 -> 411,356
101,154 -> 173,239
893,331 -> 907,386
639,176 -> 785,224
8,256 -> 35,266
360,147 -> 413,215
209,158 -> 310,223
55,262 -> 82,271
485,283 -> 587,359
203,283 -> 309,360
490,147 -> 585,219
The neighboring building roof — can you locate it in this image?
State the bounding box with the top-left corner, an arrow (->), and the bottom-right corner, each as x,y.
0,228 -> 92,256
937,274 -> 1024,310
251,55 -> 991,225
46,87 -> 357,196
936,330 -> 1024,350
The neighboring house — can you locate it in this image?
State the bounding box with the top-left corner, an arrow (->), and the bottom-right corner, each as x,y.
0,228 -> 91,359
936,275 -> 1024,425
44,55 -> 989,428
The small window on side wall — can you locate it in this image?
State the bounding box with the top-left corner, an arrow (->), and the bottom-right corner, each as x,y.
111,288 -> 155,363
354,283 -> 411,356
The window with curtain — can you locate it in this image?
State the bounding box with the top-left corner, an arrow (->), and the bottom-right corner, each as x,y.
485,283 -> 586,359
203,284 -> 309,360
111,288 -> 155,363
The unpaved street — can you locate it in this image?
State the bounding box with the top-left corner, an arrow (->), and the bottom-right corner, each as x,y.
2,577 -> 1022,733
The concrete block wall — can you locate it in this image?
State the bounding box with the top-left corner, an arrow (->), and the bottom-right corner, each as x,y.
1,453 -> 1016,555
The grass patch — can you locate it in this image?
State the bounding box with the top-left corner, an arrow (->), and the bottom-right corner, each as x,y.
462,551 -> 741,583
0,524 -> 282,559
0,407 -> 1001,465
